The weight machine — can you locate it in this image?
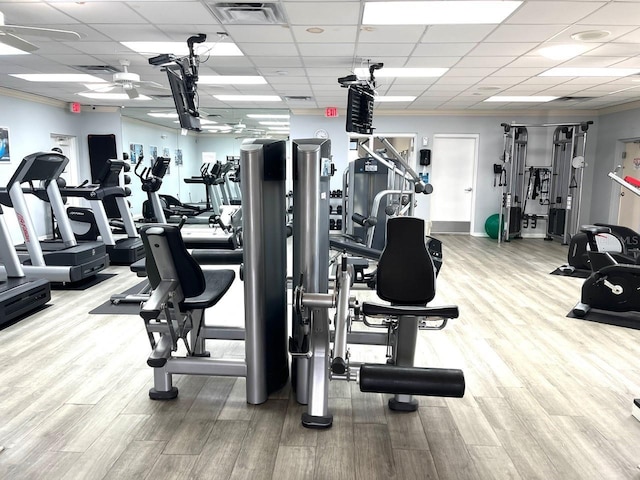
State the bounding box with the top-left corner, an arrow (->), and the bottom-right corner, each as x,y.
498,121 -> 593,244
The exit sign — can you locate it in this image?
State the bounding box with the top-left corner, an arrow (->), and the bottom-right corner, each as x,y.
69,102 -> 81,114
325,107 -> 338,118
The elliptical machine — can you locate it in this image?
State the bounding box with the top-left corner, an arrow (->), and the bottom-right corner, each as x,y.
572,224 -> 640,317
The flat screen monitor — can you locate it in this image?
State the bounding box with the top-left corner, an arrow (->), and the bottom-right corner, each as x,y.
345,84 -> 374,135
165,61 -> 201,132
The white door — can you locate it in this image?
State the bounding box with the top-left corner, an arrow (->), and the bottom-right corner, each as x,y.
50,134 -> 81,206
430,135 -> 478,233
618,141 -> 640,232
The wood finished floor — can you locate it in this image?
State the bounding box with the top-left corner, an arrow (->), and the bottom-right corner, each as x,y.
2,235 -> 640,479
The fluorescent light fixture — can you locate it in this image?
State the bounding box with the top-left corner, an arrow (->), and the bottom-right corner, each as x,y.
199,75 -> 266,85
78,92 -> 151,100
247,113 -> 290,119
484,95 -> 558,102
259,121 -> 290,126
0,45 -> 30,55
374,96 -> 416,102
363,1 -> 522,25
121,41 -> 242,57
148,112 -> 179,118
214,95 -> 282,102
199,119 -> 218,125
354,67 -> 448,78
537,44 -> 590,60
268,126 -> 290,130
11,73 -> 106,82
539,67 -> 640,77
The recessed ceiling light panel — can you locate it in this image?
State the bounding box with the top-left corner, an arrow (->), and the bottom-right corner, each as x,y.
198,75 -> 266,85
78,92 -> 151,100
214,94 -> 282,101
121,41 -> 242,57
538,44 -> 590,60
374,96 -> 417,102
11,73 -> 106,82
354,67 -> 448,78
363,1 -> 522,25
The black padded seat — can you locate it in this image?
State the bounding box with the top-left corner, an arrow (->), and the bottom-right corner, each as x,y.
141,224 -> 235,303
362,216 -> 457,318
181,269 -> 235,310
580,225 -> 611,235
362,303 -> 458,318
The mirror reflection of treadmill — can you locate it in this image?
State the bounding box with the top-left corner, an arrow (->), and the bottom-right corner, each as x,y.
0,152 -> 110,284
0,204 -> 50,327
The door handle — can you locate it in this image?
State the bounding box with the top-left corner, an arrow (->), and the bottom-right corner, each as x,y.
464,187 -> 472,192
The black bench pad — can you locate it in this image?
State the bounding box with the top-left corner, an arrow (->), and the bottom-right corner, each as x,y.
362,302 -> 459,319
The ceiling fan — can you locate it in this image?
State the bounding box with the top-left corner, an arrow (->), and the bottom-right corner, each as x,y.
85,59 -> 167,99
0,11 -> 81,52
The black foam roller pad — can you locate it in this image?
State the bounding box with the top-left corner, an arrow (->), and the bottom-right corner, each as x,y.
359,363 -> 465,398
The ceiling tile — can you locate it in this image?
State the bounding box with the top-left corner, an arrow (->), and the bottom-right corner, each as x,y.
52,2 -> 148,24
446,67 -> 499,77
579,2 -> 640,25
298,43 -> 355,57
554,25 -> 637,43
240,43 -> 299,56
485,25 -> 569,43
583,43 -> 640,57
562,56 -> 630,67
355,43 -> 414,57
455,56 -> 516,68
88,24 -> 166,42
128,2 -> 216,24
412,43 -> 476,57
505,57 -> 563,68
0,2 -> 80,25
358,25 -> 426,44
260,67 -> 307,76
436,76 -> 485,85
403,57 -> 460,68
252,57 -> 304,67
423,25 -> 498,43
284,2 -> 361,25
292,26 -> 357,43
224,25 -> 295,43
505,2 -> 605,24
468,43 -> 538,57
302,57 -> 355,68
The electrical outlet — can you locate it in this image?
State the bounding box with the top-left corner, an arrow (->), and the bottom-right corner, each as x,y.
422,136 -> 429,146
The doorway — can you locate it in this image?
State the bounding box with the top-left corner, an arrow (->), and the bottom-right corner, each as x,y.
617,140 -> 640,232
429,134 -> 478,234
50,134 -> 80,206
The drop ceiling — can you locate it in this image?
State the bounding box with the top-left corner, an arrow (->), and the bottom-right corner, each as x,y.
2,0 -> 640,131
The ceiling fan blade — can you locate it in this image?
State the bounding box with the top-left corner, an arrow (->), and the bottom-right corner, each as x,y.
0,25 -> 81,41
0,32 -> 38,52
126,87 -> 139,99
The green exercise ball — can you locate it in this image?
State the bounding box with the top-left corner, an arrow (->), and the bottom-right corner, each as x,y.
484,213 -> 501,239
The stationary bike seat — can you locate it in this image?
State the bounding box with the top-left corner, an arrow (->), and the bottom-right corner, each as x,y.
579,225 -> 611,236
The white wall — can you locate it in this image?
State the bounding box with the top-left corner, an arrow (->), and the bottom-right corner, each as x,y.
291,112 -> 599,236
121,118 -> 200,216
0,94 -> 124,243
589,107 -> 640,225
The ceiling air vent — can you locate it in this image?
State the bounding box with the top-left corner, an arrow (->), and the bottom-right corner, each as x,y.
207,2 -> 287,24
285,95 -> 313,101
74,65 -> 120,74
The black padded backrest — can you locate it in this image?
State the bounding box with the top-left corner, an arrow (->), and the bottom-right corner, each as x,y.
376,216 -> 435,305
140,224 -> 206,298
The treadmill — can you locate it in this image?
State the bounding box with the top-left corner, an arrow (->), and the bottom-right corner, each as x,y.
60,159 -> 145,264
0,152 -> 110,284
0,204 -> 50,327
